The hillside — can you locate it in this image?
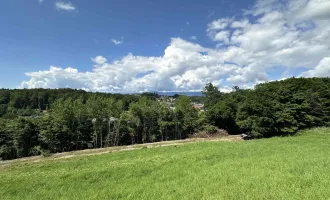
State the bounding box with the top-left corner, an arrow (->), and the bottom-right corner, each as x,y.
2,78 -> 330,161
1,128 -> 330,199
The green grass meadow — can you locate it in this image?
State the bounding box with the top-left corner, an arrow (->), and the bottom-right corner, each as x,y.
1,128 -> 330,199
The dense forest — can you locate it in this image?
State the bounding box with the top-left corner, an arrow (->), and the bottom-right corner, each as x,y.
1,77 -> 330,160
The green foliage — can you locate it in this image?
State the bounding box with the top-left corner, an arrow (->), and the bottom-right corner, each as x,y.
2,78 -> 330,160
0,88 -> 205,160
0,104 -> 7,117
207,88 -> 249,134
201,124 -> 218,134
38,114 -> 72,153
203,83 -> 222,108
0,90 -> 10,104
40,149 -> 52,157
204,78 -> 330,137
175,96 -> 199,134
7,118 -> 39,158
29,146 -> 41,156
141,92 -> 160,100
236,78 -> 330,137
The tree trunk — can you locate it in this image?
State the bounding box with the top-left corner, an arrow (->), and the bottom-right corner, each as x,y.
108,119 -> 111,147
100,126 -> 103,148
143,121 -> 146,143
94,127 -> 97,148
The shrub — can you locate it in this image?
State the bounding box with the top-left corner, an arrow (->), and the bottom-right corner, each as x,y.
0,145 -> 17,160
202,125 -> 218,134
29,146 -> 42,156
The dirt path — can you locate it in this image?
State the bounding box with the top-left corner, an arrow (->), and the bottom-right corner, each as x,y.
0,135 -> 242,167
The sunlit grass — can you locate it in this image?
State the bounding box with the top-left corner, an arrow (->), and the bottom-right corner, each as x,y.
1,128 -> 330,199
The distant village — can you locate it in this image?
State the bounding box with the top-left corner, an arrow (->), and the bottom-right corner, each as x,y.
27,92 -> 205,120
157,95 -> 205,112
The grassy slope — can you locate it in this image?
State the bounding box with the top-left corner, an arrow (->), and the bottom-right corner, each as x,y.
1,128 -> 330,200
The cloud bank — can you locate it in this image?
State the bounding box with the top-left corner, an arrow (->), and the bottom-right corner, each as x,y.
22,0 -> 330,93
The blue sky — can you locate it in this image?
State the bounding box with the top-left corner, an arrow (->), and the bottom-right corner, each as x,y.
1,0 -> 329,92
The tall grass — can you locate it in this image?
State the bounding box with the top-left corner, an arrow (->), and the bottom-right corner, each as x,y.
1,128 -> 330,199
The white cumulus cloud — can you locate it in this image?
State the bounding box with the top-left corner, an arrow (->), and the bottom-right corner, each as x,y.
214,31 -> 230,44
91,56 -> 107,65
21,38 -> 253,92
55,1 -> 76,12
300,57 -> 330,77
22,0 -> 330,93
207,18 -> 233,31
111,37 -> 124,45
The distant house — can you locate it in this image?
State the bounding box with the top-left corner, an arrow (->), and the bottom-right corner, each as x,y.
192,103 -> 204,111
157,96 -> 176,109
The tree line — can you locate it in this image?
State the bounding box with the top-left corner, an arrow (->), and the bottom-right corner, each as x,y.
206,77 -> 330,137
0,89 -> 205,160
1,77 -> 330,160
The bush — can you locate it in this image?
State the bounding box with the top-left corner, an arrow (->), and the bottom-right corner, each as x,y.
0,145 -> 17,160
202,125 -> 218,134
29,146 -> 42,156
